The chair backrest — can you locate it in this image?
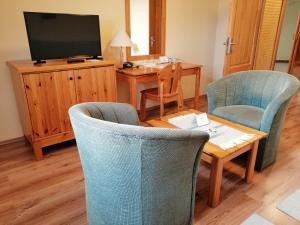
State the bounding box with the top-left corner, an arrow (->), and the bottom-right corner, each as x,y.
69,102 -> 209,225
208,70 -> 300,110
158,63 -> 182,96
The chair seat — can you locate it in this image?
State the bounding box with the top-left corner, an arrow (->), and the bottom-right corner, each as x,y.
212,105 -> 264,130
141,88 -> 159,97
141,88 -> 178,100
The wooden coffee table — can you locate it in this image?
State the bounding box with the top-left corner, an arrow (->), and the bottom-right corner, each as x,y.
146,109 -> 267,207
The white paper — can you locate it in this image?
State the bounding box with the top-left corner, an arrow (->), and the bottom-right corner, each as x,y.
168,113 -> 197,129
196,113 -> 209,126
205,123 -> 255,150
168,113 -> 255,150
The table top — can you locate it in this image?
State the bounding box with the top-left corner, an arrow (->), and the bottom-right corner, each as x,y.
117,63 -> 202,77
7,59 -> 116,74
146,109 -> 267,159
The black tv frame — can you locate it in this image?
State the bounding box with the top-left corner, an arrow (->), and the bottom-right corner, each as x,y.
23,12 -> 103,64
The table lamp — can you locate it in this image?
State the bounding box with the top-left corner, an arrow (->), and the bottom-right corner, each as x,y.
111,30 -> 133,68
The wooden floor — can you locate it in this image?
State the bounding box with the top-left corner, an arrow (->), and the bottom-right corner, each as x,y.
0,92 -> 299,225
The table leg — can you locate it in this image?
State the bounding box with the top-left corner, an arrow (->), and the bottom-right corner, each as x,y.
194,67 -> 201,110
208,157 -> 223,208
245,140 -> 259,183
129,78 -> 138,109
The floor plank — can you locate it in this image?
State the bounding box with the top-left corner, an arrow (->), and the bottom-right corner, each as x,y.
0,93 -> 299,225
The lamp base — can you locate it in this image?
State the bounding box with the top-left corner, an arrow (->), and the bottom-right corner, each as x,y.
123,61 -> 134,69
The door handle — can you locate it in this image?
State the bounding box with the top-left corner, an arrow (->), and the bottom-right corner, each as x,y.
224,37 -> 236,54
150,36 -> 155,48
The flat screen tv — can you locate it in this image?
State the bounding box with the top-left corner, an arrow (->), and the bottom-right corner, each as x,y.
23,12 -> 102,63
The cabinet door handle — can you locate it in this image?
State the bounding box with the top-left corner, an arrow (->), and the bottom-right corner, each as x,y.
77,76 -> 82,80
69,77 -> 73,80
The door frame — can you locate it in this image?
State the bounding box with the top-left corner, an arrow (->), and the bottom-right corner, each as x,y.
125,0 -> 166,61
266,0 -> 287,70
288,15 -> 300,74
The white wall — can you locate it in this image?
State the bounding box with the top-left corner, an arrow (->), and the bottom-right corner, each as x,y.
212,0 -> 230,80
0,0 -> 221,141
0,0 -> 124,141
166,0 -> 219,97
277,0 -> 300,60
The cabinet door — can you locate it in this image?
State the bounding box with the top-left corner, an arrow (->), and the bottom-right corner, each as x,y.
74,66 -> 117,103
53,71 -> 77,132
23,71 -> 76,139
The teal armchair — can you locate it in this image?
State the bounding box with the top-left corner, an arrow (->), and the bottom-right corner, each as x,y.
207,70 -> 299,171
69,102 -> 209,225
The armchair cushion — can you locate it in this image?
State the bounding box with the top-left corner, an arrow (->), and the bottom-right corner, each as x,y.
212,105 -> 264,130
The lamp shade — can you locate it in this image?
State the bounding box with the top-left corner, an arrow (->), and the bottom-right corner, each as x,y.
110,30 -> 133,47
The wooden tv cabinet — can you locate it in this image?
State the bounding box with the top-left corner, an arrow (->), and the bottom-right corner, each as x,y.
7,59 -> 117,160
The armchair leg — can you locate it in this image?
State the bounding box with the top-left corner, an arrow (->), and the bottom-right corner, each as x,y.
140,93 -> 147,121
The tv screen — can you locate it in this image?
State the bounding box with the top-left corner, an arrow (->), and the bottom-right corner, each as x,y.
23,12 -> 102,61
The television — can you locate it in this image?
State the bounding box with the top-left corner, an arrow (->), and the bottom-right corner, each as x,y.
23,12 -> 102,63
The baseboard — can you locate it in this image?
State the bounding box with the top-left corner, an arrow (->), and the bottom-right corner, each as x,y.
275,60 -> 289,63
0,136 -> 25,146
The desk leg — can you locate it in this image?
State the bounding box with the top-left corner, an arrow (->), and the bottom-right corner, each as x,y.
129,78 -> 138,109
208,157 -> 223,208
194,67 -> 201,110
245,141 -> 259,183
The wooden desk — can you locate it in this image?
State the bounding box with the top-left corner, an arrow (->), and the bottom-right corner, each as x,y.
146,110 -> 267,208
116,63 -> 202,109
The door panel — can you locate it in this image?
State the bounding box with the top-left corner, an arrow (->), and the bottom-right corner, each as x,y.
53,70 -> 77,132
224,0 -> 263,75
149,0 -> 162,54
74,66 -> 117,103
23,71 -> 76,139
254,0 -> 286,70
100,66 -> 117,102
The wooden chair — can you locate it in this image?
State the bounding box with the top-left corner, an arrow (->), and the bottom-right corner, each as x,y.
140,63 -> 184,121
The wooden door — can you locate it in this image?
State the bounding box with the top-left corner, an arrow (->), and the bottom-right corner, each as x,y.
224,0 -> 263,75
149,0 -> 166,55
288,15 -> 300,75
74,66 -> 117,103
23,71 -> 76,139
